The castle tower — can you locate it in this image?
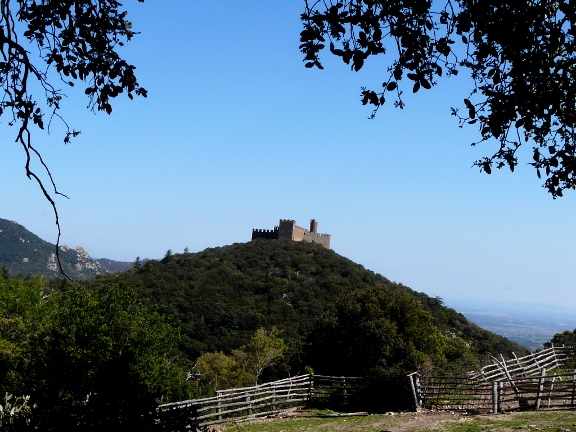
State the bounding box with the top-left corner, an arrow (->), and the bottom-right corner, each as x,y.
278,219 -> 297,240
310,219 -> 318,234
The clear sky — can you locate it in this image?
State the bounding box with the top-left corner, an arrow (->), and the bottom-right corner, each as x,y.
2,1 -> 576,311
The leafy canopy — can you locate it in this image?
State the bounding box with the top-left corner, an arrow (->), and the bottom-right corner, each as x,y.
545,329 -> 576,369
0,275 -> 192,431
306,284 -> 476,376
234,327 -> 287,384
194,327 -> 287,394
300,0 -> 576,197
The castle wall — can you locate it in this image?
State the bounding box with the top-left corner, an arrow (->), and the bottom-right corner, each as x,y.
251,227 -> 278,240
302,231 -> 331,248
292,225 -> 305,241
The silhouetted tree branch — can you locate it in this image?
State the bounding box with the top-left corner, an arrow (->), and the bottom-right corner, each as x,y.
1,0 -> 147,275
301,0 -> 576,197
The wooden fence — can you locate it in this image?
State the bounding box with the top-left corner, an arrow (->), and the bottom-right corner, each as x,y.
157,346 -> 575,428
309,374 -> 412,413
157,373 -> 413,427
411,369 -> 576,413
409,345 -> 575,413
158,374 -> 311,427
497,369 -> 576,411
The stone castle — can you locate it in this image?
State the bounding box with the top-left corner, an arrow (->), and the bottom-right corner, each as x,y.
251,219 -> 331,249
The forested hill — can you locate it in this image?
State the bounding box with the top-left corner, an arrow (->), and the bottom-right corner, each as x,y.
0,218 -> 109,279
74,239 -> 528,371
0,218 -> 133,278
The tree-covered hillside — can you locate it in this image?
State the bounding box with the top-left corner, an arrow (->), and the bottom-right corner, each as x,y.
0,218 -> 108,279
71,239 -> 527,377
0,218 -> 132,279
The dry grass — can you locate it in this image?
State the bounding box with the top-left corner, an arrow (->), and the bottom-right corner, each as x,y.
211,409 -> 576,432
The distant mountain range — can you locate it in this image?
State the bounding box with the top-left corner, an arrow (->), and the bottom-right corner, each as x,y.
0,218 -> 132,279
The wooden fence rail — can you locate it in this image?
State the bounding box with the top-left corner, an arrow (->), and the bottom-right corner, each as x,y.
468,346 -> 568,381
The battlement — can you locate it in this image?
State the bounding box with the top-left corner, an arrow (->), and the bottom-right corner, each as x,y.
252,228 -> 278,234
251,226 -> 279,241
251,219 -> 331,249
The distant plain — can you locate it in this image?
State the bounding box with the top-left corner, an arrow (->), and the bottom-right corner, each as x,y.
449,300 -> 576,350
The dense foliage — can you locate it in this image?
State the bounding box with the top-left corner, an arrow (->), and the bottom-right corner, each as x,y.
545,329 -> 576,369
76,240 -> 527,378
194,327 -> 287,394
306,285 -> 478,376
0,275 -> 193,431
301,0 -> 576,197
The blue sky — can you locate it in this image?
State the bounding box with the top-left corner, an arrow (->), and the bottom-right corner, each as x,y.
2,1 -> 576,311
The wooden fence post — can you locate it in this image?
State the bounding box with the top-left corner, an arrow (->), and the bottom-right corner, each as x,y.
272,385 -> 276,411
547,375 -> 556,408
246,395 -> 252,417
535,367 -> 547,410
572,370 -> 576,407
408,373 -> 421,411
498,381 -> 504,412
416,375 -> 423,409
492,381 -> 498,413
308,374 -> 314,406
217,391 -> 222,421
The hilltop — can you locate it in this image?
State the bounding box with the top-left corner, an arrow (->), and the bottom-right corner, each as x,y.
73,239 -> 528,375
0,218 -> 132,279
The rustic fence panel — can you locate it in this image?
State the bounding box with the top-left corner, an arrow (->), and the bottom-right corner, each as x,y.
418,371 -> 576,414
158,374 -> 311,427
497,371 -> 576,411
417,374 -> 495,413
311,374 -> 415,413
414,346 -> 576,413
